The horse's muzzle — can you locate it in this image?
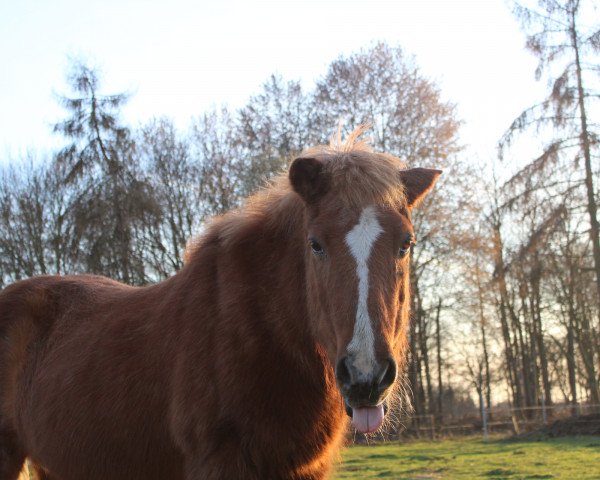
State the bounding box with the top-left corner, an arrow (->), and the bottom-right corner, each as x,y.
335,356 -> 397,409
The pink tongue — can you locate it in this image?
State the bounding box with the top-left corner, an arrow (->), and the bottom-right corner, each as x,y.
352,404 -> 385,433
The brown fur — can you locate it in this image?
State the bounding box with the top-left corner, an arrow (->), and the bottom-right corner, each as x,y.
0,130 -> 440,479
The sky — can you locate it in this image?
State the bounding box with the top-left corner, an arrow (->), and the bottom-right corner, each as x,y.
0,0 -> 547,167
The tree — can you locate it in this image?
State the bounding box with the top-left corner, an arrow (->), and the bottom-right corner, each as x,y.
0,161 -> 48,283
311,42 -> 460,163
189,107 -> 246,215
238,75 -> 312,191
136,117 -> 198,277
501,0 -> 600,405
54,61 -> 159,284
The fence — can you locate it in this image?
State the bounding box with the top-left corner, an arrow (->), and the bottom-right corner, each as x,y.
478,402 -> 600,437
355,403 -> 600,443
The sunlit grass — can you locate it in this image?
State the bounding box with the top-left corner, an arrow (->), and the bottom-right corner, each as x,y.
335,435 -> 600,479
16,436 -> 600,479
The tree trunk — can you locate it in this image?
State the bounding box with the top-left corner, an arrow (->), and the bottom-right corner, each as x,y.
530,261 -> 552,407
419,310 -> 434,415
575,290 -> 600,405
409,289 -> 423,419
476,265 -> 492,416
565,258 -> 580,414
435,298 -> 443,420
571,12 -> 600,317
492,221 -> 522,411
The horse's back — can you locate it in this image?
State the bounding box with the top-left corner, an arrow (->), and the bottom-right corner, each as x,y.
0,275 -> 184,480
0,274 -> 126,341
0,274 -> 130,411
0,276 -> 106,417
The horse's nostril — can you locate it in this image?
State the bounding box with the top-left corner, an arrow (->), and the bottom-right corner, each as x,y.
378,357 -> 397,392
335,357 -> 352,388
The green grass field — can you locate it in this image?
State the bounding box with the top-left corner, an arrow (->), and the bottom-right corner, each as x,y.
334,435 -> 600,479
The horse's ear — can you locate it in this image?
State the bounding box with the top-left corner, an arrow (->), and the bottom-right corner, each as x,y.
289,157 -> 329,203
399,168 -> 442,209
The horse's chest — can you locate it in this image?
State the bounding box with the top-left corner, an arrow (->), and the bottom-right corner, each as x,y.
221,367 -> 346,477
206,403 -> 345,479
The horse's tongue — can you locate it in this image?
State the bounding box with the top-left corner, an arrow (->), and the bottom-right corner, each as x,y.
352,405 -> 384,433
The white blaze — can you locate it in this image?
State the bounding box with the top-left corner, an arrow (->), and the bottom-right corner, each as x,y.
345,206 -> 383,379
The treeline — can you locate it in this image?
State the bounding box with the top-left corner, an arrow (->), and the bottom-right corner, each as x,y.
485,0 -> 600,413
0,42 -> 460,285
402,0 -> 600,422
1,0 -> 599,423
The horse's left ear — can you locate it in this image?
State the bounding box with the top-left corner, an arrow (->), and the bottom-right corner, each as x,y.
399,168 -> 442,209
289,157 -> 330,204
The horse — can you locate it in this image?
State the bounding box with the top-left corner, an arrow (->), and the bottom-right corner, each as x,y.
0,129 -> 441,480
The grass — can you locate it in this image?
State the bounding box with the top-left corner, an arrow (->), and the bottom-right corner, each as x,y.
15,435 -> 600,479
334,435 -> 600,479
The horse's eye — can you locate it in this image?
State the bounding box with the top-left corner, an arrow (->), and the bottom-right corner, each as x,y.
398,239 -> 415,258
308,238 -> 325,256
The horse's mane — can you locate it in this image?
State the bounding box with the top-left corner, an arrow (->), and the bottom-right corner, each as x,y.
184,127 -> 407,262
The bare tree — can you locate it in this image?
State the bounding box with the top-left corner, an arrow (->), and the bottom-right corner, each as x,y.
238,75 -> 312,184
136,118 -> 199,277
501,0 -> 600,405
54,61 -> 159,284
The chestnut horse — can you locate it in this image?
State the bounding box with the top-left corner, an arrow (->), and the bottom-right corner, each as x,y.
0,130 -> 440,480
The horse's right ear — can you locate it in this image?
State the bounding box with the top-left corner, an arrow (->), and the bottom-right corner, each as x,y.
289,157 -> 329,203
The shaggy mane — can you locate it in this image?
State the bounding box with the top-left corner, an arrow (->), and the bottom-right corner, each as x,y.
185,126 -> 407,261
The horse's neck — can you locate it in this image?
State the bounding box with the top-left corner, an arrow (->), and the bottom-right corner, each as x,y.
187,196 -> 315,356
179,201 -> 343,435
246,207 -> 314,348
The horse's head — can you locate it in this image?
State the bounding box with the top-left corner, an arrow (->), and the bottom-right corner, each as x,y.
289,150 -> 440,434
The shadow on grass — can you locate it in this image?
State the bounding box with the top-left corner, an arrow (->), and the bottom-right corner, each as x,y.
374,470 -> 394,477
489,435 -> 600,451
404,454 -> 446,462
366,453 -> 399,460
483,468 -> 555,480
485,468 -> 515,477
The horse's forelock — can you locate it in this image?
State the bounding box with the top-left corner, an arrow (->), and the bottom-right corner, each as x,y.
298,150 -> 407,210
295,126 -> 407,209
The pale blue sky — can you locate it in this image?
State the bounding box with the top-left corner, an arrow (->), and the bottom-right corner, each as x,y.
0,0 -> 545,165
